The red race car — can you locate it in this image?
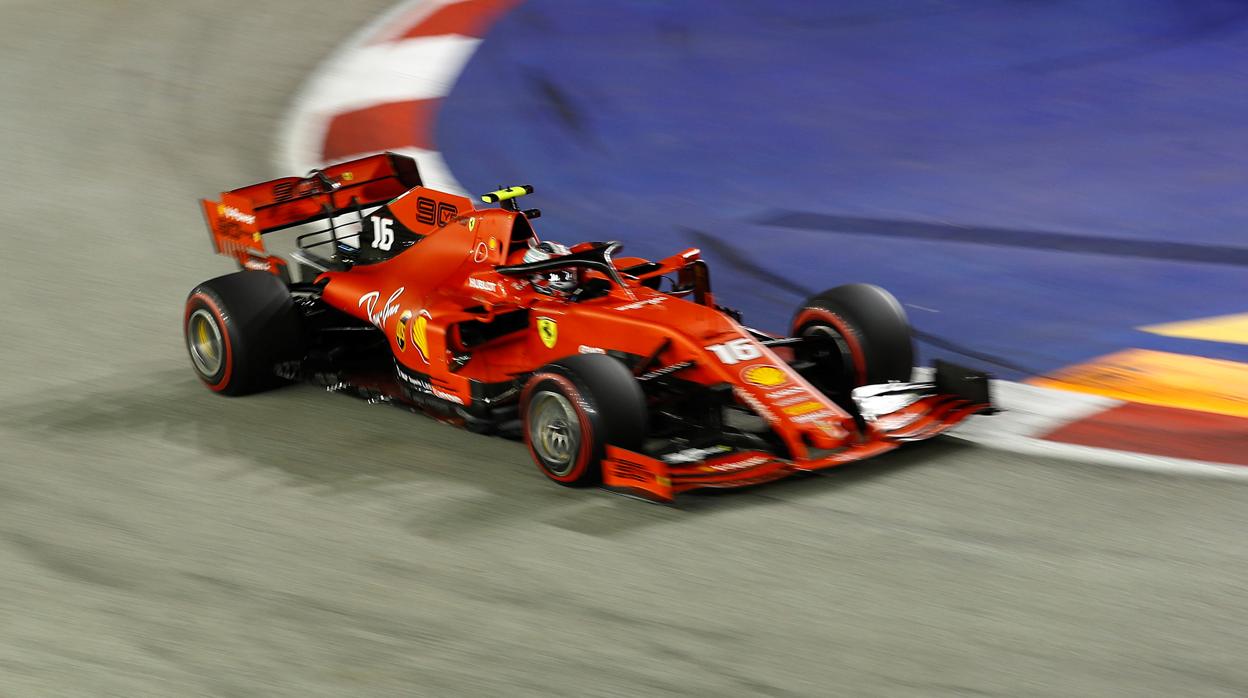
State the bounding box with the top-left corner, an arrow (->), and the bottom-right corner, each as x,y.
186,152 -> 991,502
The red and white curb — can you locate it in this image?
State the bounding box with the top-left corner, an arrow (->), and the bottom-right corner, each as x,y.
279,0 -> 519,193
950,380 -> 1248,479
279,0 -> 1248,480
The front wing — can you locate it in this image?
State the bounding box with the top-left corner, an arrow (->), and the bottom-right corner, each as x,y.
602,361 -> 992,502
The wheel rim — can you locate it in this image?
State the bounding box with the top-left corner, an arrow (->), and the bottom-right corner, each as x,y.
528,390 -> 581,475
187,308 -> 225,377
802,324 -> 856,386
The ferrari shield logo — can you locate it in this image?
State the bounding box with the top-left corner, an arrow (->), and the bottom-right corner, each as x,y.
536,316 -> 558,349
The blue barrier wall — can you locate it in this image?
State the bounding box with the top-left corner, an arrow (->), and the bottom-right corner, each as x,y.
437,0 -> 1248,378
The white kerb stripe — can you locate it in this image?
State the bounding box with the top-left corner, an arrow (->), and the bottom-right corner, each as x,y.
280,0 -> 481,175
298,36 -> 481,119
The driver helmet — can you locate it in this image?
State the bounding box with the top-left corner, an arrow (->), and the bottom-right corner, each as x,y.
524,239 -> 578,295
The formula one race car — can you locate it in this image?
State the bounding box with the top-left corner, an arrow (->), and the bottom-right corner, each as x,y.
186,152 -> 991,501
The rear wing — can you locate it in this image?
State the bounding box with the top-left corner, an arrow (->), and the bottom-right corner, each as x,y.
200,152 -> 422,272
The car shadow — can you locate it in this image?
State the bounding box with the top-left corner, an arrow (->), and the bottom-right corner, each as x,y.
673,437 -> 977,509
0,369 -> 986,539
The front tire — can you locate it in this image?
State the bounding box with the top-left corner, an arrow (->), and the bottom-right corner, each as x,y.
791,283 -> 915,394
520,354 -> 647,487
184,271 -> 303,396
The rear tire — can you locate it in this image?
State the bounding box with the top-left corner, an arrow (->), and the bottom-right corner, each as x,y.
791,283 -> 914,394
520,354 -> 647,487
184,271 -> 304,396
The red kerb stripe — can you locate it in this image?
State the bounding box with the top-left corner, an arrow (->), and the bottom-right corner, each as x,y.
397,0 -> 522,40
322,99 -> 438,160
1041,402 -> 1248,467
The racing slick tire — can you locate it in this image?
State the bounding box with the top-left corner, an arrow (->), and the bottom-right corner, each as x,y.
790,283 -> 915,393
183,271 -> 303,397
520,354 -> 647,487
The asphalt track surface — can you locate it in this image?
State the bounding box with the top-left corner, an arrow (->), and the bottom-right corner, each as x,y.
2,2 -> 1248,696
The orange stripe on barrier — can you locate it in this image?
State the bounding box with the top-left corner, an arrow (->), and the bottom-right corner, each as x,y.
1028,349 -> 1248,419
1140,313 -> 1248,346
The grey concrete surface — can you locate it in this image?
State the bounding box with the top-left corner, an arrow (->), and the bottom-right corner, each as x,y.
3,2 -> 1248,696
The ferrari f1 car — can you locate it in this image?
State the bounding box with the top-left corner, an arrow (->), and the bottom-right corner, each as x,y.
186,152 -> 991,501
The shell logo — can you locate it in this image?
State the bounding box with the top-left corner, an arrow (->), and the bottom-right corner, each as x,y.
741,364 -> 788,388
395,310 -> 412,351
